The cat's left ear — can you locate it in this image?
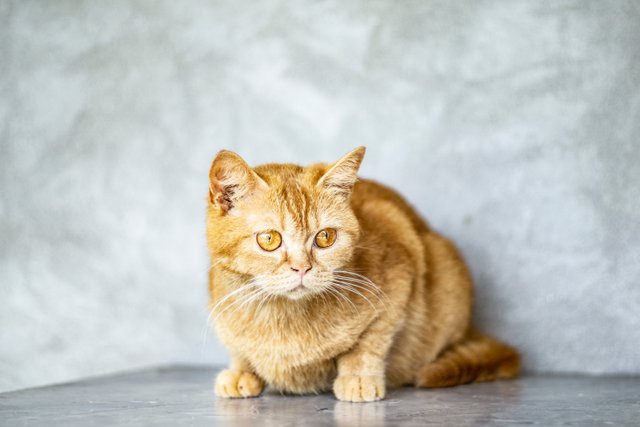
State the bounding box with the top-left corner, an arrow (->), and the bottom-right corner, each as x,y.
209,150 -> 268,213
317,146 -> 366,197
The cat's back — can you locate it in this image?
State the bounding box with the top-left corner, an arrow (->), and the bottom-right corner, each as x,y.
351,179 -> 430,236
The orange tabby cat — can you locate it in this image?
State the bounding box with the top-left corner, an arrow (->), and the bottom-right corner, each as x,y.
206,147 -> 520,402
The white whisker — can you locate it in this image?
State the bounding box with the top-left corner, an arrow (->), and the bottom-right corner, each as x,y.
325,286 -> 359,315
331,277 -> 391,310
332,280 -> 386,308
256,290 -> 275,312
209,278 -> 259,316
333,270 -> 383,289
214,286 -> 264,320
331,281 -> 378,314
333,271 -> 390,297
200,276 -> 258,353
225,288 -> 268,318
323,287 -> 347,312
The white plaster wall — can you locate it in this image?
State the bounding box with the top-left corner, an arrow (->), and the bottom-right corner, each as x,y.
1,0 -> 639,392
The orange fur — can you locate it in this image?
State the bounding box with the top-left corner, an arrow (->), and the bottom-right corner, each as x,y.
206,147 -> 520,402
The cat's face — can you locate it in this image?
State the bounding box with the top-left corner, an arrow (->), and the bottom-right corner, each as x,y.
206,148 -> 364,300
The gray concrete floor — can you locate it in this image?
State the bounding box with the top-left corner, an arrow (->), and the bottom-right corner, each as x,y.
1,366 -> 639,426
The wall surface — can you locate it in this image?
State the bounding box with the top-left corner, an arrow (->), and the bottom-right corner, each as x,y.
1,0 -> 639,392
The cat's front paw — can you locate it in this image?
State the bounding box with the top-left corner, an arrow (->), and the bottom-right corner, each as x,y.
215,369 -> 264,398
333,375 -> 386,402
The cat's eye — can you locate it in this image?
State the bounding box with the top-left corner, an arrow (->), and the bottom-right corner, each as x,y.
314,228 -> 337,248
256,230 -> 282,251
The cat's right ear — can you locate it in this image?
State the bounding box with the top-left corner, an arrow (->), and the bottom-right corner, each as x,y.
209,150 -> 268,213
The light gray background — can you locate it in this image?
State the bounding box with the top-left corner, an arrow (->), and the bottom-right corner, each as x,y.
1,0 -> 639,392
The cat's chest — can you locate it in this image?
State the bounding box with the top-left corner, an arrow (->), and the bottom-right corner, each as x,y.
216,307 -> 363,369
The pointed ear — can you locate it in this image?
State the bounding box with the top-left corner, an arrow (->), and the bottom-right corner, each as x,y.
209,150 -> 268,213
316,146 -> 366,196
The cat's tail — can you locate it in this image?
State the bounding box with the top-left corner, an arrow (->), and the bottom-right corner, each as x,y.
416,329 -> 520,388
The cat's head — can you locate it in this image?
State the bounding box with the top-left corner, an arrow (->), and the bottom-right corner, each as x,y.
206,147 -> 365,300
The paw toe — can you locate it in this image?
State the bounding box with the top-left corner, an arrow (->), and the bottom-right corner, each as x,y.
215,370 -> 264,398
333,375 -> 385,402
237,372 -> 264,397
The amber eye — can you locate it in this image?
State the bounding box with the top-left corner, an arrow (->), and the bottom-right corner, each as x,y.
256,230 -> 282,251
314,228 -> 337,248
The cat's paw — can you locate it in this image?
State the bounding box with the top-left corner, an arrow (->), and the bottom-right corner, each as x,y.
215,369 -> 264,398
333,375 -> 386,402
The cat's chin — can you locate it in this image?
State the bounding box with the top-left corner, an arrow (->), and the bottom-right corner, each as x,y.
282,286 -> 312,300
278,284 -> 323,301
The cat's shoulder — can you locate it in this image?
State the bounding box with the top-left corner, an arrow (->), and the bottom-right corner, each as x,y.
352,178 -> 430,232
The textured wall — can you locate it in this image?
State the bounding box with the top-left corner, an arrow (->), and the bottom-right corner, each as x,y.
1,0 -> 639,392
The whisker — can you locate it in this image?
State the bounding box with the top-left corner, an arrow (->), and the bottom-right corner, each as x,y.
333,275 -> 384,295
332,271 -> 389,297
332,270 -> 393,311
333,273 -> 385,292
256,290 -> 275,312
334,267 -> 368,274
225,288 -> 268,318
324,287 -> 347,312
333,270 -> 382,286
210,278 -> 262,318
200,307 -> 215,356
332,276 -> 392,307
325,287 -> 358,315
201,277 -> 259,352
214,286 -> 264,320
209,279 -> 259,316
331,279 -> 389,310
331,282 -> 379,314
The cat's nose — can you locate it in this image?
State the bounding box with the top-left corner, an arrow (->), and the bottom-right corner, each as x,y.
291,265 -> 312,276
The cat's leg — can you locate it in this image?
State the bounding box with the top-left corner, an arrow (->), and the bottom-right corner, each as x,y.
333,315 -> 398,402
215,357 -> 264,398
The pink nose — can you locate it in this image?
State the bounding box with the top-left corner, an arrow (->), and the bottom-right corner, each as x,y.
291,265 -> 312,276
